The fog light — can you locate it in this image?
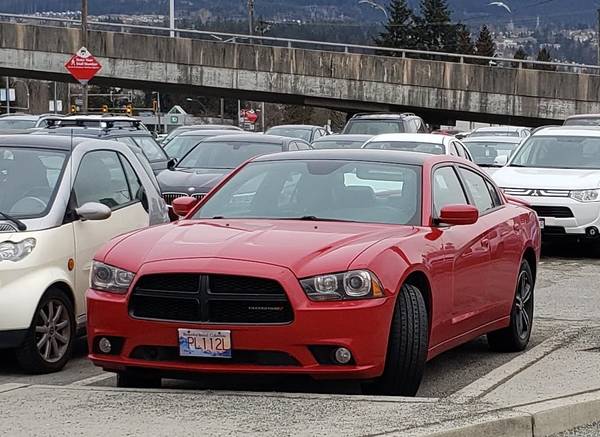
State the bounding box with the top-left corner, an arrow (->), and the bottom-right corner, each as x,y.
98,337 -> 112,354
334,347 -> 352,364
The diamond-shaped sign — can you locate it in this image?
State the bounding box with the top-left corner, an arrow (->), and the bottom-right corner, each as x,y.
65,47 -> 102,85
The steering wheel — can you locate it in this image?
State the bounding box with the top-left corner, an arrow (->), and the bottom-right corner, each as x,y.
21,186 -> 52,199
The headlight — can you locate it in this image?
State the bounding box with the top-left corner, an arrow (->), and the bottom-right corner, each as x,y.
570,189 -> 600,202
91,261 -> 135,294
0,238 -> 36,262
300,270 -> 384,301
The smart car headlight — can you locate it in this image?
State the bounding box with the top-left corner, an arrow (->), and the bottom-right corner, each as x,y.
570,189 -> 600,202
300,270 -> 384,301
91,261 -> 135,294
0,238 -> 36,262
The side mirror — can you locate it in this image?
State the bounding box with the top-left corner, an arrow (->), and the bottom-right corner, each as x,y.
167,158 -> 178,170
438,204 -> 479,226
172,196 -> 198,218
76,202 -> 112,221
136,187 -> 149,213
494,155 -> 509,166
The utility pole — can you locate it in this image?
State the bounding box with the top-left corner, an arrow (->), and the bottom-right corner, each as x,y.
5,77 -> 9,114
81,0 -> 89,113
169,0 -> 175,37
597,8 -> 600,65
248,0 -> 255,36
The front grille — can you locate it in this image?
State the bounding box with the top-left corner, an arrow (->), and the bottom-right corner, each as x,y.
0,222 -> 17,233
530,206 -> 574,218
163,193 -> 205,206
129,274 -> 293,324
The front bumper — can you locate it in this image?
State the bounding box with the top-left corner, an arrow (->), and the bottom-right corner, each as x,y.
0,329 -> 28,348
87,259 -> 395,380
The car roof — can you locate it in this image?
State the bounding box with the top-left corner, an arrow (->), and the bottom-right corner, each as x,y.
313,134 -> 372,142
0,114 -> 39,121
178,129 -> 248,137
367,133 -> 451,144
38,127 -> 151,138
349,113 -> 416,120
251,149 -> 446,165
565,114 -> 600,119
473,126 -> 525,132
267,125 -> 320,130
531,126 -> 600,137
0,134 -> 91,150
201,134 -> 291,144
174,124 -> 241,130
462,136 -> 522,143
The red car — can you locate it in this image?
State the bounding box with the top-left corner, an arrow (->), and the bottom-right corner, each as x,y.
87,150 -> 540,395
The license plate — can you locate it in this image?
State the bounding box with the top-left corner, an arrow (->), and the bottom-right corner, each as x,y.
178,329 -> 232,358
539,218 -> 545,229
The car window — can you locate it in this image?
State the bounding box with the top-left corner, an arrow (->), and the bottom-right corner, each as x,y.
119,154 -> 142,200
433,166 -> 468,217
485,179 -> 502,207
114,137 -> 138,147
297,141 -> 311,150
131,136 -> 167,162
313,130 -> 322,140
288,142 -> 299,151
179,141 -> 283,169
417,119 -> 428,133
73,150 -> 132,209
448,142 -> 459,156
458,168 -> 495,213
343,120 -> 404,135
453,142 -> 466,159
365,141 -> 444,155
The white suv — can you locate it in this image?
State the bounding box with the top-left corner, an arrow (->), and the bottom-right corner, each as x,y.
0,135 -> 168,373
493,127 -> 600,239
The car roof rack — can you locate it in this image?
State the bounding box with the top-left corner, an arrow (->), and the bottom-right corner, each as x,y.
43,115 -> 143,130
350,112 -> 416,119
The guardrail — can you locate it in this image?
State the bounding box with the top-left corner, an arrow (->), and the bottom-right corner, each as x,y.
0,12 -> 597,75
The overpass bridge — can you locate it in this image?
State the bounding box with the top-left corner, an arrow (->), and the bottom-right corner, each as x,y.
0,18 -> 599,126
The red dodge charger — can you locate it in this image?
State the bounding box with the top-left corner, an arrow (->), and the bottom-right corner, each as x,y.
87,150 -> 540,395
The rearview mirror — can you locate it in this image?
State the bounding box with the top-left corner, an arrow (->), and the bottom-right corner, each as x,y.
438,204 -> 478,226
494,155 -> 509,166
76,202 -> 112,221
172,196 -> 198,218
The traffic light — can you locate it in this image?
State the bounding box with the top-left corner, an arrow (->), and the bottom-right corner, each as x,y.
125,104 -> 133,116
101,104 -> 109,113
70,105 -> 77,114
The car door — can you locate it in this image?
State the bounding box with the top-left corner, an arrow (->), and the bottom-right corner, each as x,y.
432,165 -> 492,336
71,150 -> 150,314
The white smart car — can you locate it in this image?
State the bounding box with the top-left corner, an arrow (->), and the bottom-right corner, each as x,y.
493,127 -> 600,240
0,135 -> 168,373
362,133 -> 474,161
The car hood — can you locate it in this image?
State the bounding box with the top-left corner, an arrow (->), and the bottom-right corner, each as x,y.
103,220 -> 415,278
157,168 -> 230,194
493,166 -> 600,190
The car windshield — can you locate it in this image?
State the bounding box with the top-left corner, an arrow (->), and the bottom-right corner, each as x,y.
344,120 -> 404,135
0,147 -> 68,218
266,127 -> 312,142
510,135 -> 600,169
162,128 -> 189,144
564,117 -> 600,126
312,140 -> 367,149
131,136 -> 167,162
178,141 -> 282,169
164,136 -> 206,159
0,119 -> 37,130
364,141 -> 444,155
195,160 -> 421,225
463,140 -> 520,166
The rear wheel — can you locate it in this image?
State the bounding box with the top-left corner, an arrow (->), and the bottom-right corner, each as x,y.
487,259 -> 534,352
16,288 -> 75,374
363,283 -> 428,396
116,371 -> 162,388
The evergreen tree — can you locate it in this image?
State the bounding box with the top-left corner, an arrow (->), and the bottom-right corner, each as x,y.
536,47 -> 555,70
416,0 -> 457,53
474,25 -> 496,64
512,46 -> 528,68
456,25 -> 475,56
375,0 -> 417,52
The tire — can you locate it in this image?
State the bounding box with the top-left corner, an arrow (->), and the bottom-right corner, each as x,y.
116,371 -> 162,389
364,283 -> 429,396
487,259 -> 534,352
15,288 -> 76,374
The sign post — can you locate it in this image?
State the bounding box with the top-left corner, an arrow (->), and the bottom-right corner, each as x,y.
64,47 -> 102,113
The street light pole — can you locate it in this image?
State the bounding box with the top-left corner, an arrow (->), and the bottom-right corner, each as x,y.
248,0 -> 255,36
170,0 -> 175,38
81,0 -> 89,113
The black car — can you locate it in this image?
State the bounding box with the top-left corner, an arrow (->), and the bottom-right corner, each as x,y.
157,134 -> 310,211
311,134 -> 373,149
163,129 -> 249,161
35,116 -> 173,174
265,124 -> 329,143
342,113 -> 428,135
161,124 -> 243,146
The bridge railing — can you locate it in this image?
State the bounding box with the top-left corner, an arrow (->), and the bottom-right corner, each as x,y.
0,12 -> 598,75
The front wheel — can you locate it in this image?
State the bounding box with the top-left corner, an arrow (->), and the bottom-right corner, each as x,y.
487,259 -> 534,352
363,283 -> 429,396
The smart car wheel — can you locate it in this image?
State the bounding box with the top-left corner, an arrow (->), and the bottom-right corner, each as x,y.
116,371 -> 162,389
16,288 -> 75,374
487,259 -> 534,352
364,283 -> 428,396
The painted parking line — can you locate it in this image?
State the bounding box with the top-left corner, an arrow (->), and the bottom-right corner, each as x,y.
449,328 -> 580,403
68,372 -> 115,387
0,383 -> 29,394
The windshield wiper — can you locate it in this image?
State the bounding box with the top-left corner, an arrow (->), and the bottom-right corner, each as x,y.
0,211 -> 27,231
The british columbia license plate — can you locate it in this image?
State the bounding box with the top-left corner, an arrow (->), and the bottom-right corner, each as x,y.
178,329 -> 232,358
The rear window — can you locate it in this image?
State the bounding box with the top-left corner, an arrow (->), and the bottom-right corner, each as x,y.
364,141 -> 444,155
343,120 -> 404,135
564,117 -> 600,127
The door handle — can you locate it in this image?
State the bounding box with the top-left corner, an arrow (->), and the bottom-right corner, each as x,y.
481,238 -> 490,248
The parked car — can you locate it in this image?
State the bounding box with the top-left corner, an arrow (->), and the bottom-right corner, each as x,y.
0,114 -> 40,133
342,113 -> 428,135
157,134 -> 310,211
35,116 -> 174,174
363,134 -> 473,161
163,129 -> 249,161
462,136 -> 523,174
87,149 -> 540,395
0,135 -> 169,373
468,126 -> 531,139
563,114 -> 600,127
161,124 -> 243,146
265,125 -> 328,143
493,126 -> 600,241
311,134 -> 372,149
